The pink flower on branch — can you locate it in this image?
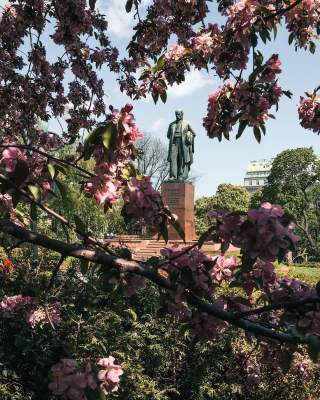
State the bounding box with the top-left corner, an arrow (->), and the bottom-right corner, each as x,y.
298,95 -> 320,134
164,44 -> 186,65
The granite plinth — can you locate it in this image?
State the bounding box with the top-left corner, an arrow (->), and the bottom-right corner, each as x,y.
161,182 -> 196,241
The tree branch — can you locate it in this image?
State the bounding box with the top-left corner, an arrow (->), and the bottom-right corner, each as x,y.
0,174 -> 112,252
0,219 -> 313,345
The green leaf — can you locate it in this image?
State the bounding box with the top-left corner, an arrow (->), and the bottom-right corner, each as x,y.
260,123 -> 266,136
48,163 -> 55,179
102,123 -> 117,151
159,223 -> 169,243
121,163 -> 136,180
11,190 -> 21,207
288,32 -> 295,45
55,163 -> 69,176
124,308 -> 137,321
308,336 -> 320,362
160,91 -> 167,103
236,120 -> 248,139
155,54 -> 165,71
85,389 -> 106,400
309,41 -> 316,54
253,126 -> 261,143
28,184 -> 40,201
152,92 -> 159,104
99,391 -> 106,400
250,32 -> 258,47
89,0 -> 96,10
172,219 -> 185,243
83,125 -> 106,160
55,180 -> 68,200
125,0 -> 133,12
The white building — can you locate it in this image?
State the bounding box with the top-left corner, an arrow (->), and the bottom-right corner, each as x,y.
244,159 -> 273,193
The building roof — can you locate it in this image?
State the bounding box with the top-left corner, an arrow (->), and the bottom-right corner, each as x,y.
245,159 -> 273,173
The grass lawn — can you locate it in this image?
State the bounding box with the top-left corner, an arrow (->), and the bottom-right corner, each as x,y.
276,264 -> 320,285
207,250 -> 320,285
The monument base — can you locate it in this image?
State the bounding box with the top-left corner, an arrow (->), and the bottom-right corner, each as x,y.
161,181 -> 196,242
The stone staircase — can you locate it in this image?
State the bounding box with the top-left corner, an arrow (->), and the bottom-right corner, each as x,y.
108,236 -> 237,261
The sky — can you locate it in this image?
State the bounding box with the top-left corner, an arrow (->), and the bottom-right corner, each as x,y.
98,0 -> 320,199
2,0 -> 320,199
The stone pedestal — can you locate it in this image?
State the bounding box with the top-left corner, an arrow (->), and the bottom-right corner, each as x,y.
161,182 -> 196,241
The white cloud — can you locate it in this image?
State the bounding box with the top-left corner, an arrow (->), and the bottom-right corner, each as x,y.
167,69 -> 214,98
97,0 -> 151,38
150,117 -> 167,133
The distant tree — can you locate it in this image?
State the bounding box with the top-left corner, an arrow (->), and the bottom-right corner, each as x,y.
249,188 -> 263,208
136,133 -> 169,190
195,184 -> 250,235
262,148 -> 320,258
212,183 -> 251,213
195,196 -> 215,235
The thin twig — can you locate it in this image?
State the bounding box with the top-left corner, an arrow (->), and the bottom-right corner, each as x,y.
46,255 -> 66,292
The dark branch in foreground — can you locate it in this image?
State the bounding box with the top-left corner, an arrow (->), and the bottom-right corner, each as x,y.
0,219 -> 312,345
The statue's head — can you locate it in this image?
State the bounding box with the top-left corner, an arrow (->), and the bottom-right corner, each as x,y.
175,109 -> 184,121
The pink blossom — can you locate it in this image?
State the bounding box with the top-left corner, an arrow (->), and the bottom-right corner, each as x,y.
27,301 -> 62,328
97,356 -> 123,394
0,294 -> 34,316
298,95 -> 320,134
164,44 -> 185,65
0,146 -> 27,172
285,0 -> 320,48
209,255 -> 238,282
260,54 -> 282,83
192,32 -> 214,57
123,176 -> 167,232
49,359 -> 98,399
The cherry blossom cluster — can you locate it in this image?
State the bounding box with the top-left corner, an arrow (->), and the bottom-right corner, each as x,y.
155,202 -> 318,342
0,294 -> 61,329
160,245 -> 212,300
298,95 -> 320,134
83,104 -> 142,207
0,0 -> 117,142
49,356 -> 123,399
285,0 -> 320,48
214,202 -> 299,261
164,44 -> 186,65
27,302 -> 62,328
0,294 -> 34,316
236,342 -> 318,384
203,55 -> 283,140
0,144 -> 55,198
123,176 -> 168,233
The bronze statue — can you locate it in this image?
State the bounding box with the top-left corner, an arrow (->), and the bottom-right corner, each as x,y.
167,109 -> 195,181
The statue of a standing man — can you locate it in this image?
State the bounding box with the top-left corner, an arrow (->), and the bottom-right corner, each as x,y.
167,109 -> 196,181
